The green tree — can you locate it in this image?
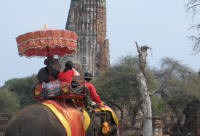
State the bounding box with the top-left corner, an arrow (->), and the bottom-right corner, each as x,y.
0,87 -> 20,118
5,75 -> 37,107
151,95 -> 166,116
155,58 -> 200,135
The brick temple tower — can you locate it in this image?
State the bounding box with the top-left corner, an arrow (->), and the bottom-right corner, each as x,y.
59,0 -> 110,76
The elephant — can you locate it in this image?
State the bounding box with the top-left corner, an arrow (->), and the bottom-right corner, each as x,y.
90,110 -> 118,136
5,100 -> 118,136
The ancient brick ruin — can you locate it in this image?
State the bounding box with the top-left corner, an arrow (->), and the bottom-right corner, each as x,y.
0,115 -> 8,136
59,0 -> 110,76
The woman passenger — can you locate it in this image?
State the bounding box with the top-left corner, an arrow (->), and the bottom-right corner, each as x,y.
57,61 -> 80,83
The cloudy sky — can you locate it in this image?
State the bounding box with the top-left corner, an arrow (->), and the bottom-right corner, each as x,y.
0,0 -> 199,86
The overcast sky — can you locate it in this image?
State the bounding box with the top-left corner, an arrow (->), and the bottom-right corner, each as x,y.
0,0 -> 199,86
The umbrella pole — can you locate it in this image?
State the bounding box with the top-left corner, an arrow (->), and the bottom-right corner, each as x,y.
47,46 -> 52,81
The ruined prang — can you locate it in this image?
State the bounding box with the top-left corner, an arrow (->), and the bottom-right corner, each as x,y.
59,0 -> 110,76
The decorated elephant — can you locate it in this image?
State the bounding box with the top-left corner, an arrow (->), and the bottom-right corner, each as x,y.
5,100 -> 118,136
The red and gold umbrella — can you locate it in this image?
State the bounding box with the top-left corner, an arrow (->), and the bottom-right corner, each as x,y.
16,26 -> 78,57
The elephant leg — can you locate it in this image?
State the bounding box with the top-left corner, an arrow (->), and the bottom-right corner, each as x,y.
85,120 -> 95,136
92,114 -> 102,136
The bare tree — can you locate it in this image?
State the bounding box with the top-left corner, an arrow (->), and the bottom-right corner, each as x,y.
135,42 -> 174,136
186,0 -> 200,14
186,0 -> 200,53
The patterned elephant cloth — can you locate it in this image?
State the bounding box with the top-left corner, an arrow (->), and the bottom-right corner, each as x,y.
42,100 -> 90,136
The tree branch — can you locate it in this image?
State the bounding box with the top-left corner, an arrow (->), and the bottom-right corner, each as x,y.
135,41 -> 151,53
188,3 -> 200,10
149,64 -> 175,96
135,41 -> 140,54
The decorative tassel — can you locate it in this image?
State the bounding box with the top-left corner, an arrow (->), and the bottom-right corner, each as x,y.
102,121 -> 110,134
34,84 -> 42,96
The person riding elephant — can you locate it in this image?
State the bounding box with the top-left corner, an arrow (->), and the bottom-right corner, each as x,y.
80,72 -> 103,107
37,58 -> 59,83
57,61 -> 80,83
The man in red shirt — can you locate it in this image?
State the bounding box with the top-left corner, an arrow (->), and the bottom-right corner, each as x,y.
81,72 -> 103,106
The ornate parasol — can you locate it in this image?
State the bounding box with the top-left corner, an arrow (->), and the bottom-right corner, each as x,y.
16,25 -> 78,58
